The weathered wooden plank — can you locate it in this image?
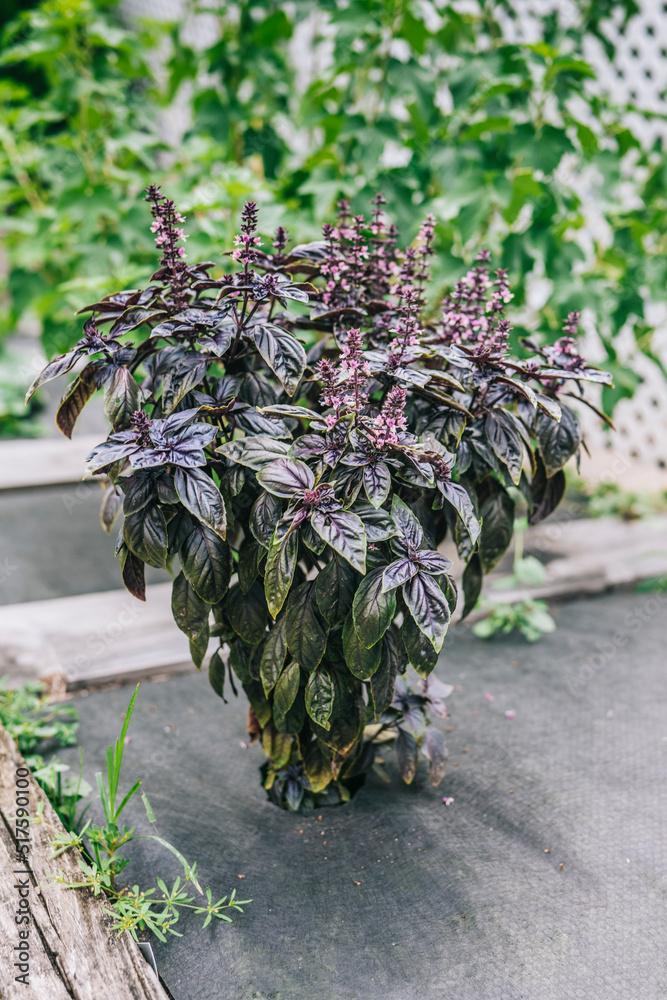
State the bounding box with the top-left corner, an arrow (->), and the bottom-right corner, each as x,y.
0,724 -> 171,1000
0,435 -> 100,491
0,583 -> 195,689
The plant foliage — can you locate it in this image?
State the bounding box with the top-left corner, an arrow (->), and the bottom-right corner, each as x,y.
29,188 -> 610,805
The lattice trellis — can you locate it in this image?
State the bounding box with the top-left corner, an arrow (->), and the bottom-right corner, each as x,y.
120,0 -> 667,468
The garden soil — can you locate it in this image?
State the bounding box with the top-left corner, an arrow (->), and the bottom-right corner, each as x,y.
61,590 -> 667,1000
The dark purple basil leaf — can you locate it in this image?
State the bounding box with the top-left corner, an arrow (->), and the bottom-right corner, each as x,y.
402,572 -> 450,652
327,465 -> 363,503
100,484 -> 123,534
414,550 -> 452,576
122,471 -> 155,515
235,408 -> 291,439
539,366 -> 612,385
395,729 -> 418,784
250,491 -> 283,547
160,407 -> 202,434
350,502 -> 397,543
227,581 -> 268,644
485,410 -> 524,486
260,618 -> 288,696
156,471 -> 179,505
26,348 -> 84,402
311,508 -> 366,574
402,611 -> 438,678
479,482 -> 515,573
180,522 -> 232,604
150,319 -> 194,340
123,503 -> 168,569
120,546 -> 146,601
238,538 -> 263,594
257,404 -> 314,421
197,327 -> 234,357
172,571 -> 210,639
352,567 -> 397,649
288,433 -> 327,460
535,404 -> 582,477
305,666 -> 335,730
264,524 -> 299,618
421,726 -> 448,786
109,308 -> 166,338
363,461 -> 391,508
315,554 -> 357,626
342,611 -> 382,680
370,629 -> 401,720
530,457 -> 566,525
86,433 -> 139,473
285,778 -> 304,812
161,355 -> 208,415
439,480 -> 481,545
284,582 -> 328,673
496,375 -> 538,407
76,289 -> 142,315
257,457 -> 315,497
219,436 -> 291,471
382,558 -> 418,592
103,366 -> 141,432
248,323 -> 307,397
534,394 -> 562,421
390,495 -> 424,556
174,466 -> 226,539
401,703 -> 427,741
55,364 -> 98,439
173,307 -> 230,326
461,553 -> 483,620
301,518 -> 326,555
238,371 -> 277,408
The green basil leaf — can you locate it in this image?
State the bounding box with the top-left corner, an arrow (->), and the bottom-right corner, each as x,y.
342,611 -> 382,680
264,525 -> 299,618
352,568 -> 397,649
172,571 -> 210,640
370,630 -> 401,720
208,648 -> 227,701
285,582 -> 328,672
402,610 -> 438,677
260,618 -> 288,696
314,555 -> 357,626
180,522 -> 231,604
227,581 -> 268,644
305,666 -> 335,730
273,661 -> 302,730
123,502 -> 168,568
189,625 -> 209,670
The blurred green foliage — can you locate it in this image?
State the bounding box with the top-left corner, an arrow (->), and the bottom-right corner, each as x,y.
1,0 -> 665,421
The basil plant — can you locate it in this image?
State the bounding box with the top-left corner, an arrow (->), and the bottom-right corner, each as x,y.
28,189 -> 611,810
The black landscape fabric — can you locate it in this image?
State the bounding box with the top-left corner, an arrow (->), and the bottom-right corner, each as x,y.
61,590 -> 667,1000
